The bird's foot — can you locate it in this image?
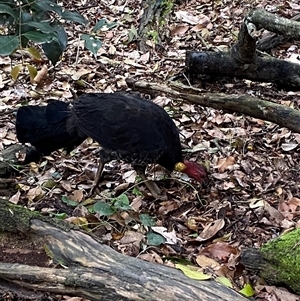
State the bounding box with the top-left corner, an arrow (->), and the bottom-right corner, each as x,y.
88,185 -> 97,197
144,180 -> 167,200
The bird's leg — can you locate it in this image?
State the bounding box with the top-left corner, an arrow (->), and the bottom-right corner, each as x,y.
90,149 -> 110,195
134,165 -> 163,199
90,160 -> 104,194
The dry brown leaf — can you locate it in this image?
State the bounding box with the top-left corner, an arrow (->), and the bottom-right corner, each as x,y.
186,217 -> 198,231
68,190 -> 84,202
216,156 -> 236,173
200,242 -> 239,262
264,201 -> 285,223
33,65 -> 48,84
122,170 -> 136,183
175,11 -> 201,25
196,219 -> 225,241
29,162 -> 39,174
119,230 -> 144,246
195,254 -> 221,269
171,24 -> 190,36
27,186 -> 45,202
138,251 -> 164,264
60,180 -> 73,192
158,201 -> 179,215
8,190 -> 21,204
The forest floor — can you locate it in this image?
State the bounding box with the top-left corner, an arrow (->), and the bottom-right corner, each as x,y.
0,0 -> 300,300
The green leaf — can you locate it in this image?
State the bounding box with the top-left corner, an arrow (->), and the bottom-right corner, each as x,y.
25,21 -> 55,33
27,64 -> 37,81
61,10 -> 88,25
23,31 -> 56,43
25,47 -> 42,60
94,201 -> 115,216
11,64 -> 22,80
146,232 -> 166,246
81,34 -> 102,57
19,12 -> 34,36
132,187 -> 142,196
114,194 -> 132,210
0,35 -> 19,56
61,195 -> 78,207
106,22 -> 117,29
42,26 -> 67,65
127,25 -> 138,43
216,276 -> 233,288
239,284 -> 255,297
42,178 -> 56,189
32,0 -> 63,16
93,19 -> 117,32
52,212 -> 67,219
0,1 -> 16,4
175,263 -> 211,280
0,4 -> 16,18
0,13 -> 14,27
93,19 -> 108,31
140,213 -> 156,227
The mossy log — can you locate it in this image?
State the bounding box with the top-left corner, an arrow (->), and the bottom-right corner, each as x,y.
241,228 -> 300,294
0,199 -> 249,301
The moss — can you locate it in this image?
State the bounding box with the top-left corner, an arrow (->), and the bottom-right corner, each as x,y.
161,0 -> 173,17
147,30 -> 159,43
260,229 -> 300,293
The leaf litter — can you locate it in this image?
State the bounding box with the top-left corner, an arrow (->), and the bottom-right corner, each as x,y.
0,0 -> 300,300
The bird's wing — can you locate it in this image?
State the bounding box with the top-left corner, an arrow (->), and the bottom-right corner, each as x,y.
72,93 -> 169,162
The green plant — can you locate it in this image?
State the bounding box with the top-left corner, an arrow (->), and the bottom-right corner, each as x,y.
93,193 -> 156,227
93,194 -> 133,217
0,0 -> 88,65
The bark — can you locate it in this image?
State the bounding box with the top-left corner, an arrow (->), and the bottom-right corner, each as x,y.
246,9 -> 300,38
126,79 -> 300,134
0,199 -> 249,301
186,9 -> 300,89
137,0 -> 174,52
186,50 -> 300,88
241,228 -> 300,294
257,14 -> 300,51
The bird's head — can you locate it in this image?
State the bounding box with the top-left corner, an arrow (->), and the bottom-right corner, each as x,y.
175,160 -> 208,183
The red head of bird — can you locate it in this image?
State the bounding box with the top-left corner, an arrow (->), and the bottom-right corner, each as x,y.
175,160 -> 207,183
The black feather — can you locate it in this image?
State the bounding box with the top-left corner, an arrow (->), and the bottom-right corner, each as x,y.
16,100 -> 86,155
70,93 -> 182,170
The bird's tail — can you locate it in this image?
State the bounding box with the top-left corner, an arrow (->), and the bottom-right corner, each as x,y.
16,100 -> 86,156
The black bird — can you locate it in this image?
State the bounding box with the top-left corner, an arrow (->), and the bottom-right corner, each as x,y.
16,93 -> 207,197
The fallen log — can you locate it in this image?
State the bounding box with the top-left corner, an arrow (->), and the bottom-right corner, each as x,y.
126,79 -> 300,134
0,199 -> 249,301
186,9 -> 300,89
241,228 -> 300,294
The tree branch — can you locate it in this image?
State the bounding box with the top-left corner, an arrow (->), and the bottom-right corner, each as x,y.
126,79 -> 300,133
